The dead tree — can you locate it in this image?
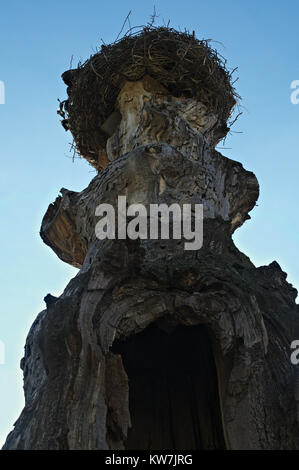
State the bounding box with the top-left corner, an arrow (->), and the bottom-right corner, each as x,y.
3,27 -> 299,450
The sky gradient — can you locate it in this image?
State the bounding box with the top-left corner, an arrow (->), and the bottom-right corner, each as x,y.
0,0 -> 298,446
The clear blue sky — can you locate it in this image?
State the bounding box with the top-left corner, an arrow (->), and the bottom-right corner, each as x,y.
0,0 -> 298,446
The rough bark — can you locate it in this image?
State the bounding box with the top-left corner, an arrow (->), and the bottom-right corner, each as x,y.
3,78 -> 299,450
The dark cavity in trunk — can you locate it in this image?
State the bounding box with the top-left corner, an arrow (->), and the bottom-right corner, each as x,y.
112,323 -> 226,450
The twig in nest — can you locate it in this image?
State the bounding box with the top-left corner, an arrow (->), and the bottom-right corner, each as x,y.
148,6 -> 159,27
229,111 -> 242,128
116,10 -> 132,41
90,59 -> 103,79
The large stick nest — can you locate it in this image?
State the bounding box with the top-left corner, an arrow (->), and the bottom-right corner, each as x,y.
60,26 -> 238,169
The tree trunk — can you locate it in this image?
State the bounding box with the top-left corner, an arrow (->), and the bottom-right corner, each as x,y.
3,75 -> 299,450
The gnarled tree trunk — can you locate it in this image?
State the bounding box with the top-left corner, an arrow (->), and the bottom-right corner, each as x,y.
3,49 -> 299,451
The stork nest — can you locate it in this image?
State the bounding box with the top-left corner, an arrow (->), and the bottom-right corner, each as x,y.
60,26 -> 239,169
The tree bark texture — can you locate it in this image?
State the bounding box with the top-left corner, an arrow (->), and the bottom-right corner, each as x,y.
3,78 -> 299,450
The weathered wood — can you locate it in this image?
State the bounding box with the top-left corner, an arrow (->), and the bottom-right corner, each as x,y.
3,77 -> 299,450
